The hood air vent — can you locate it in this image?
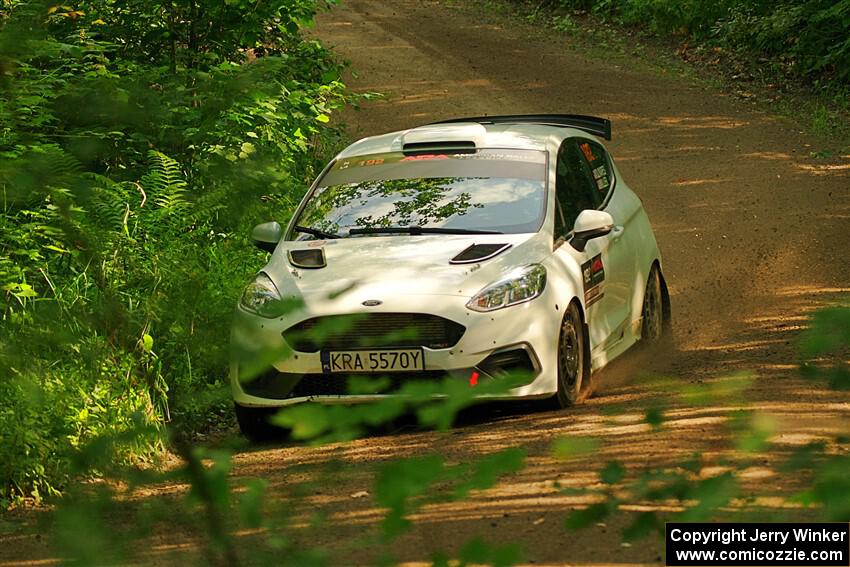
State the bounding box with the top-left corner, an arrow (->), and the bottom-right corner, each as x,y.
288,248 -> 326,269
450,243 -> 512,264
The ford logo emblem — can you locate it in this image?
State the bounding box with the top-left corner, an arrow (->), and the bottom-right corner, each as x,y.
362,299 -> 382,307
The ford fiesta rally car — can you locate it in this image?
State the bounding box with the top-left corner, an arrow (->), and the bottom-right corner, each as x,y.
231,114 -> 670,439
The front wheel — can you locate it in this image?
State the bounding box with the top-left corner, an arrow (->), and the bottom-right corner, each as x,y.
555,302 -> 589,408
234,404 -> 287,443
641,266 -> 665,343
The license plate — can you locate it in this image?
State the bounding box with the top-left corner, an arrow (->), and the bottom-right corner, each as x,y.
321,349 -> 424,373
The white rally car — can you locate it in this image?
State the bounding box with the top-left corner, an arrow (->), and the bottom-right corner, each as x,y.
231,115 -> 670,439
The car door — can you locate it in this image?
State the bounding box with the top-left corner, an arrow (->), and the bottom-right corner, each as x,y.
552,137 -> 634,354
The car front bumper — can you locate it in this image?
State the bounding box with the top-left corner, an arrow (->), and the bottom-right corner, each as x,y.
230,292 -> 559,408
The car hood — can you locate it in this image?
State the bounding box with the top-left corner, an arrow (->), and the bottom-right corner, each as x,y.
263,232 -> 551,308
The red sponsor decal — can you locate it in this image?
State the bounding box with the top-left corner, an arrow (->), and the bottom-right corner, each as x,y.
400,154 -> 450,161
580,142 -> 596,162
592,257 -> 603,273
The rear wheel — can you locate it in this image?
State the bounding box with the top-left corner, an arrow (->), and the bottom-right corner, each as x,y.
641,266 -> 665,343
234,404 -> 287,443
555,302 -> 589,408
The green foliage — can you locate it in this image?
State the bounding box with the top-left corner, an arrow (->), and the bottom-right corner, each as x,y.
375,454 -> 446,538
800,306 -> 850,390
551,435 -> 600,458
795,451 -> 850,521
551,13 -> 580,33
0,0 -> 349,502
711,1 -> 850,82
438,537 -> 524,567
792,305 -> 850,520
564,501 -> 614,529
543,0 -> 850,85
599,460 -> 625,484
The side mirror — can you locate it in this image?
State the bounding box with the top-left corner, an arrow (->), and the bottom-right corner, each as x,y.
251,221 -> 283,253
570,210 -> 614,253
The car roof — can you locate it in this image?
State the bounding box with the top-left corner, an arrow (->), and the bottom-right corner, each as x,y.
336,122 -> 601,160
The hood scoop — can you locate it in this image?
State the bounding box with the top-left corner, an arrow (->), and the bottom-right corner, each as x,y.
450,243 -> 512,264
288,248 -> 326,269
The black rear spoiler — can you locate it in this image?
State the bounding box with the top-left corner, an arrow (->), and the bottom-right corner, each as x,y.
428,114 -> 612,141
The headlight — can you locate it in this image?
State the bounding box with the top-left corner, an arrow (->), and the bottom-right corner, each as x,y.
240,273 -> 285,317
466,264 -> 547,312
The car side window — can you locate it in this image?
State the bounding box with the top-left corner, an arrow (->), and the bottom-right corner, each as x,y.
554,138 -> 601,237
576,139 -> 614,203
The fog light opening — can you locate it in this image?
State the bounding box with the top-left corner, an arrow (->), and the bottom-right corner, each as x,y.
477,348 -> 536,379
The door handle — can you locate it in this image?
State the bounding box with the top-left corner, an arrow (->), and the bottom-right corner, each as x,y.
610,225 -> 624,241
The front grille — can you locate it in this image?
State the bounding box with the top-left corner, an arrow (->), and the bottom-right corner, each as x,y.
283,313 -> 465,352
242,369 -> 452,400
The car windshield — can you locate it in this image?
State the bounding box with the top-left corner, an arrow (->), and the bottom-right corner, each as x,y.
292,148 -> 547,238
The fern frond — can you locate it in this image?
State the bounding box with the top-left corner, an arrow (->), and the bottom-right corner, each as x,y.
140,151 -> 189,214
83,174 -> 132,232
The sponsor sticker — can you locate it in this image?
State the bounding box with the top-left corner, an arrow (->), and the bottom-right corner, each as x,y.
580,142 -> 596,162
581,253 -> 605,307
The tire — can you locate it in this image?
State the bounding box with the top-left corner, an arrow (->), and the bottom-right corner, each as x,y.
234,404 -> 286,443
641,266 -> 665,344
555,301 -> 589,408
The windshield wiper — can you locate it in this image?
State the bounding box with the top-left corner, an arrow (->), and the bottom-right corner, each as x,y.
293,225 -> 342,239
348,226 -> 503,236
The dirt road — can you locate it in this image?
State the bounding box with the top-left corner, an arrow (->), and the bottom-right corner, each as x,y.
3,1 -> 850,566
291,2 -> 850,563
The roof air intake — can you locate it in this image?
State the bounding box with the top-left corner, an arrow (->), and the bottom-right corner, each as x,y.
401,141 -> 477,155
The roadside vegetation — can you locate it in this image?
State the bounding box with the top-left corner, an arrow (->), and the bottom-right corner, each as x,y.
0,0 -> 349,502
491,0 -> 850,143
